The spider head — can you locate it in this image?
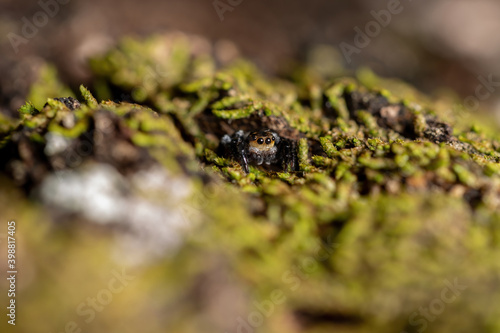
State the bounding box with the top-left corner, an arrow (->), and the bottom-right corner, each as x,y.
248,129 -> 278,152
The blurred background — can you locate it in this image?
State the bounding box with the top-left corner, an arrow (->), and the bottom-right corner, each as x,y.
1,0 -> 500,116
2,1 -> 500,333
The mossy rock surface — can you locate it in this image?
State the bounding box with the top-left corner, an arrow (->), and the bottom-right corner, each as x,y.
1,33 -> 500,333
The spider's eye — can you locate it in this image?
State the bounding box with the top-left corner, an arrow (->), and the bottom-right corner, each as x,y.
257,138 -> 264,145
271,136 -> 275,141
265,138 -> 272,144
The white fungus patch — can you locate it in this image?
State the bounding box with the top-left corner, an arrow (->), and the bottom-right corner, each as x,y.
39,163 -> 198,265
44,132 -> 71,156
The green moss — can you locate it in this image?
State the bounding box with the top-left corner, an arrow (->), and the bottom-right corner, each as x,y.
298,138 -> 311,172
4,34 -> 500,333
79,85 -> 99,108
452,163 -> 477,186
47,118 -> 89,138
212,106 -> 257,119
18,101 -> 38,115
0,112 -> 17,141
356,110 -> 380,136
26,63 -> 74,109
413,111 -> 427,137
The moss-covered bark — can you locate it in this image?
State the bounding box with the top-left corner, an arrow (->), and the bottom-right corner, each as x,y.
1,33 -> 500,333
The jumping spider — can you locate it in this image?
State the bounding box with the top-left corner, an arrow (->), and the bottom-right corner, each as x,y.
220,128 -> 297,173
